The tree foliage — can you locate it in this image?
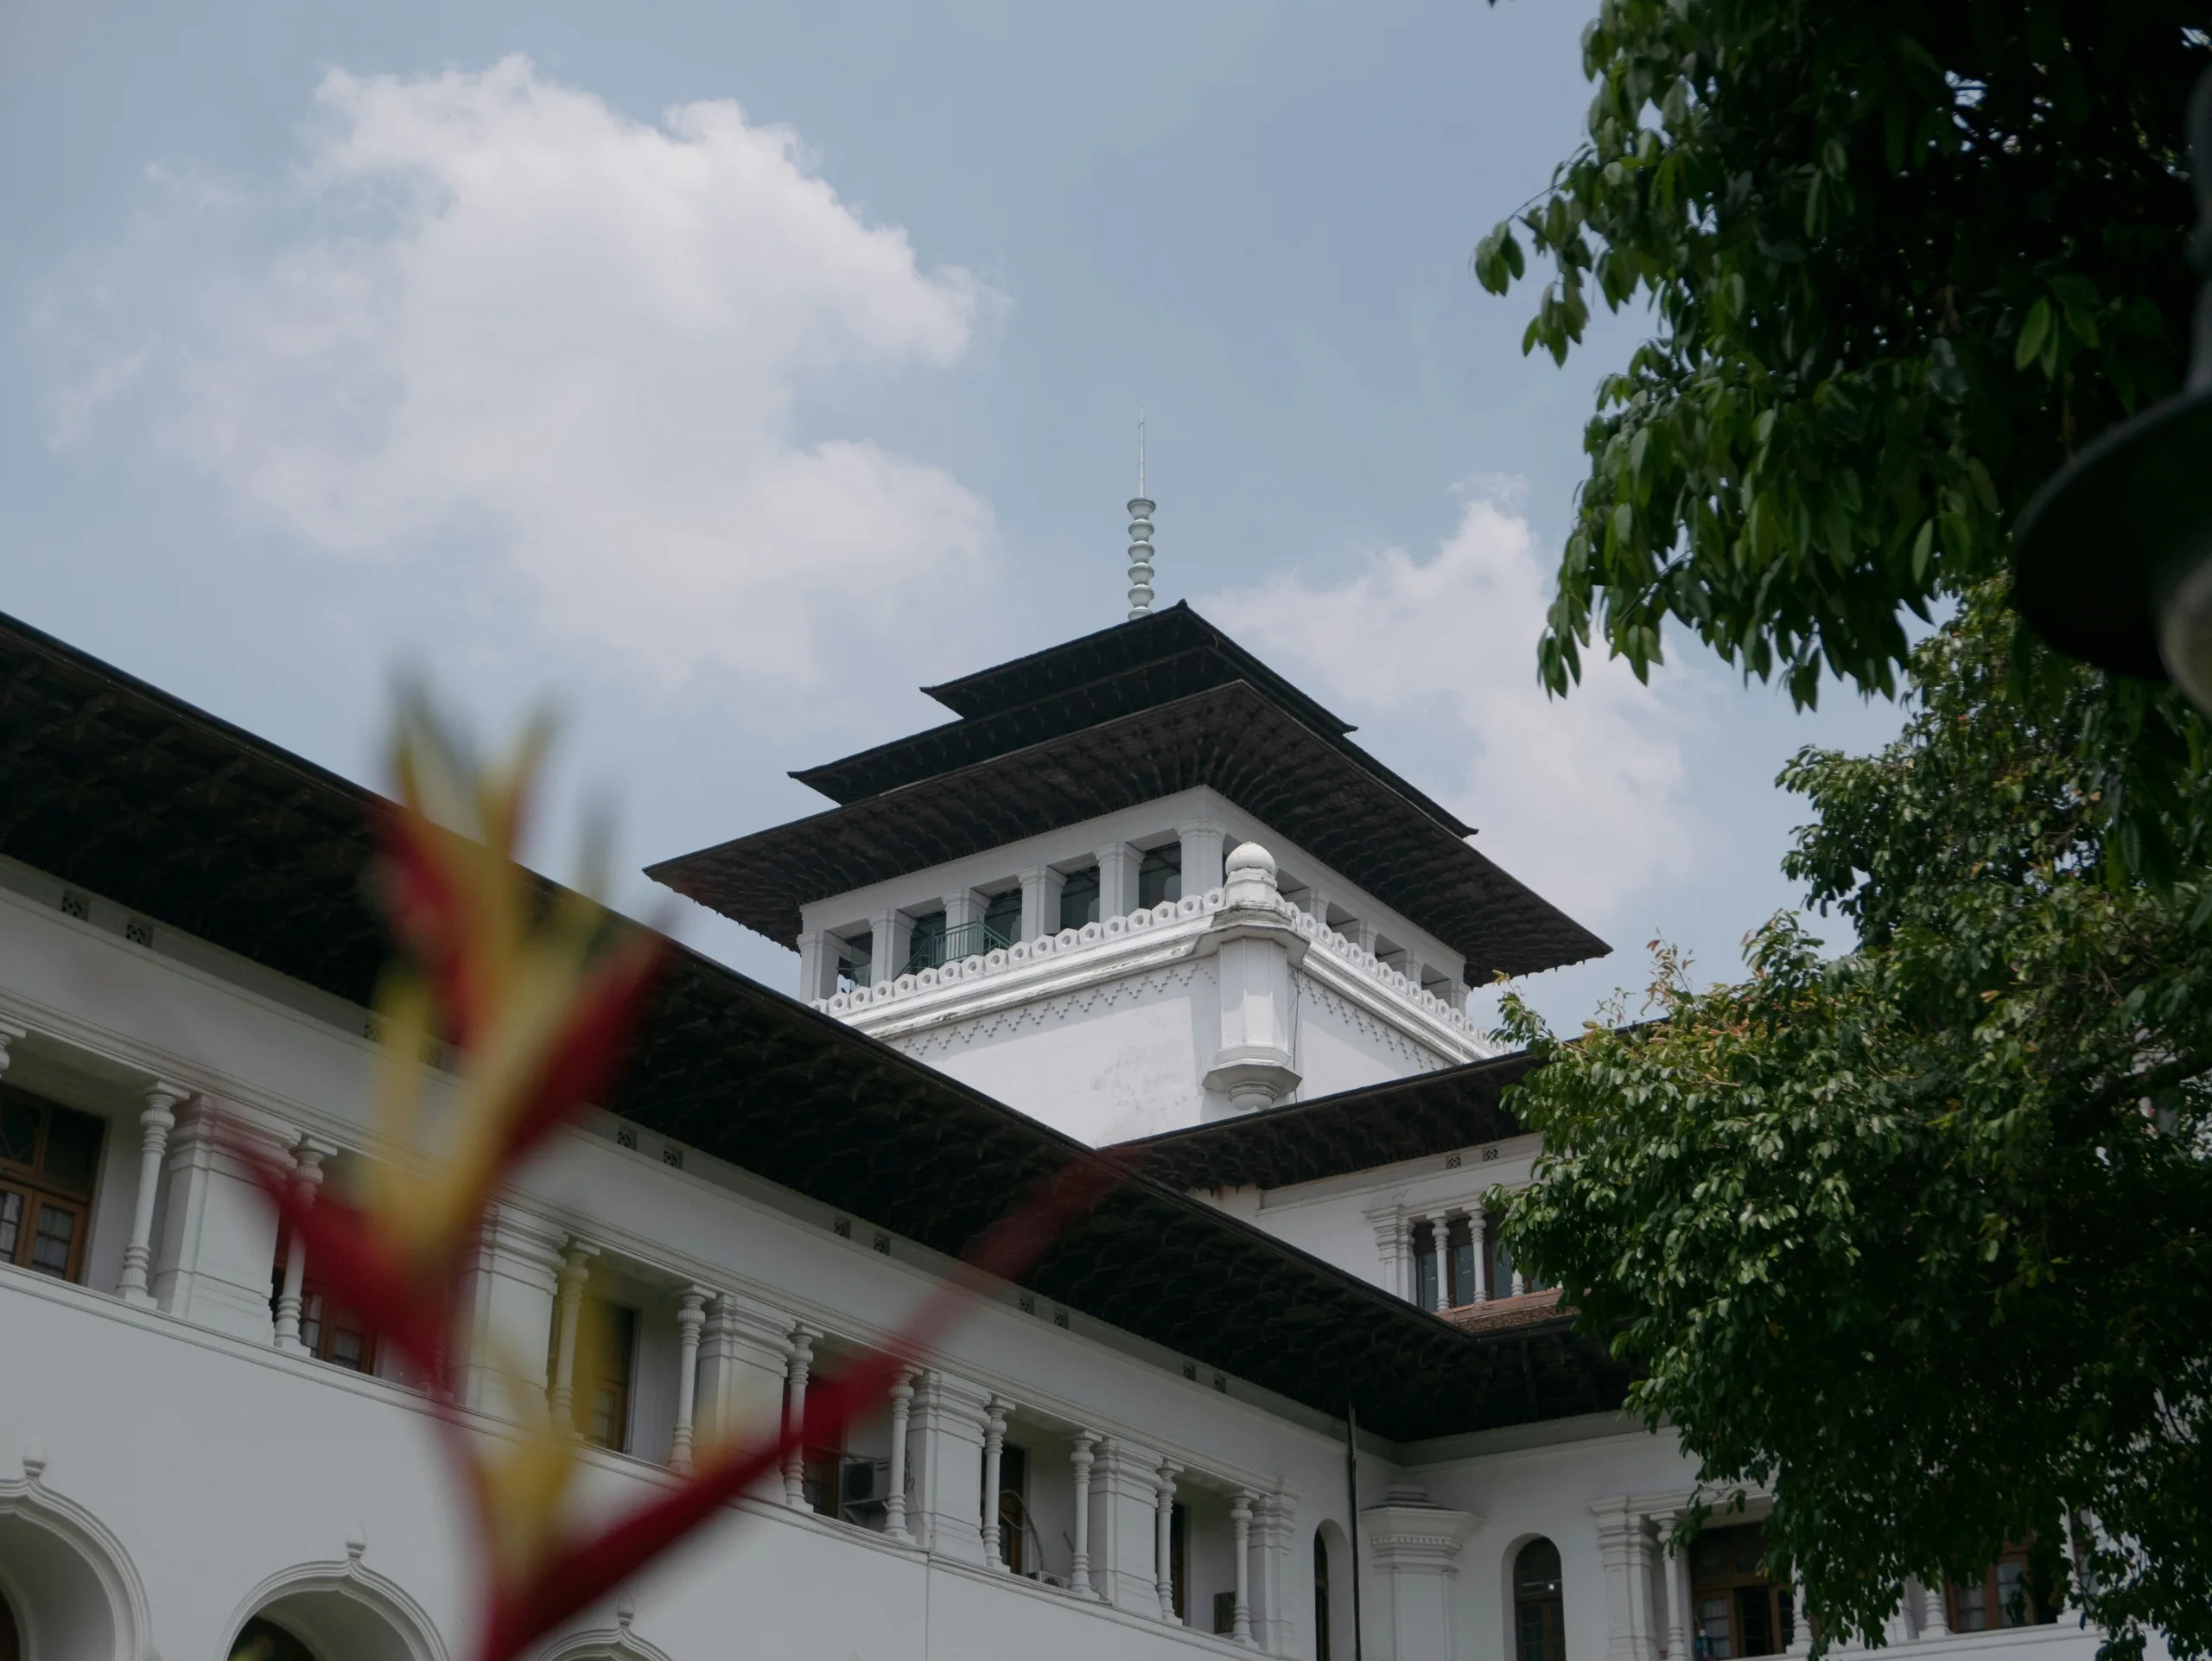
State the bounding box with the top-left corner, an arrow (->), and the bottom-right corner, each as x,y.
1497,592 -> 2212,1658
1475,0 -> 2204,706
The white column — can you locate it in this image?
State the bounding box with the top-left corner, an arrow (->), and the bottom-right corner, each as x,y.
270,1138 -> 329,1352
1231,1490 -> 1256,1645
1096,843 -> 1139,919
149,1100 -> 288,1343
118,1083 -> 184,1305
1592,1499 -> 1662,1661
1257,1490 -> 1299,1654
885,1366 -> 917,1543
671,1286 -> 708,1474
911,1370 -> 992,1562
1662,1523 -> 1688,1661
1019,865 -> 1065,940
1471,1204 -> 1491,1303
1201,843 -> 1303,1110
1352,919 -> 1380,957
1090,1437 -> 1166,1609
695,1291 -> 792,1481
1427,1221 -> 1448,1311
1070,1432 -> 1098,1598
1154,1460 -> 1182,1622
944,888 -> 982,932
1365,1206 -> 1408,1302
1363,1493 -> 1478,1661
868,910 -> 911,987
783,1324 -> 818,1508
982,1396 -> 1013,1569
796,930 -> 832,1001
548,1238 -> 596,1433
1178,818 -> 1228,894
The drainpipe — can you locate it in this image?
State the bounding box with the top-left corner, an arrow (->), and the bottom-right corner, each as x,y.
1346,1404 -> 1365,1661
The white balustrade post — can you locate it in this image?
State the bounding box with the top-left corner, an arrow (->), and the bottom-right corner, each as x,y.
1155,1460 -> 1182,1622
549,1239 -> 596,1433
885,1366 -> 916,1543
1787,1570 -> 1813,1657
783,1325 -> 818,1508
271,1139 -> 329,1352
671,1286 -> 708,1474
1231,1490 -> 1255,1645
1070,1432 -> 1098,1598
117,1082 -> 183,1305
1923,1576 -> 1951,1639
1471,1204 -> 1491,1303
982,1396 -> 1012,1569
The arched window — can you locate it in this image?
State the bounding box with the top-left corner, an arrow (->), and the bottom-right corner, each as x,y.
1314,1529 -> 1332,1661
1514,1537 -> 1566,1661
231,1616 -> 320,1661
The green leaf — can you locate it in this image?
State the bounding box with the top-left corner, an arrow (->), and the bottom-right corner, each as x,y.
2015,296 -> 2053,372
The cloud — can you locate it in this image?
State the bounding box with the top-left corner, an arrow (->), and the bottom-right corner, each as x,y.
1199,487 -> 1698,923
66,56 -> 1001,710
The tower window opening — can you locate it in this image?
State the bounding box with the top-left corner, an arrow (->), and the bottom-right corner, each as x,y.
1058,866 -> 1100,930
1447,1216 -> 1476,1308
1138,843 -> 1182,908
902,910 -> 949,974
834,932 -> 874,991
1412,1219 -> 1440,1310
982,888 -> 1024,948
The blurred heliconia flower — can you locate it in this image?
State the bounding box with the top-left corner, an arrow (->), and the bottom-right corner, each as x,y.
229,692 -> 1123,1661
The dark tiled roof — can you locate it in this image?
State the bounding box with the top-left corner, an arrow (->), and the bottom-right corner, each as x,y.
0,609 -> 1630,1441
651,681 -> 1608,984
1113,1052 -> 1536,1192
1441,1288 -> 1567,1334
918,601 -> 1357,732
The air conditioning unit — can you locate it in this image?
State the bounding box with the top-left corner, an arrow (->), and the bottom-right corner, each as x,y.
837,1456 -> 893,1531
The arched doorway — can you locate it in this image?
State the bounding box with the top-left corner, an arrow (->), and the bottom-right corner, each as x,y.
1314,1529 -> 1332,1661
224,1563 -> 445,1661
1514,1537 -> 1566,1661
1313,1521 -> 1355,1661
3,1585 -> 22,1661
232,1616 -> 321,1661
0,1480 -> 149,1661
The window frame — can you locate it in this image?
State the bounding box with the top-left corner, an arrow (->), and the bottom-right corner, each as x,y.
0,1086 -> 106,1285
1688,1522 -> 1794,1660
1513,1537 -> 1567,1661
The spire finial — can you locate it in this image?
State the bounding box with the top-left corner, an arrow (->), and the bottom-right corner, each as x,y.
1128,411 -> 1154,620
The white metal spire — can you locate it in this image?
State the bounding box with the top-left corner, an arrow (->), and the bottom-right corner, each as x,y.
1127,410 -> 1155,620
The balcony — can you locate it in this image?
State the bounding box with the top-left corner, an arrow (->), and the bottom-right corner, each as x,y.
903,918 -> 1013,976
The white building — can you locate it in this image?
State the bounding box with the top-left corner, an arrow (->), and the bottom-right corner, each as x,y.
0,597 -> 2108,1661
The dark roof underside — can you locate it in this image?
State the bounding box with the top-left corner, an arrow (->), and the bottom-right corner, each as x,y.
1116,1052 -> 1538,1193
652,683 -> 1607,983
0,609 -> 1629,1441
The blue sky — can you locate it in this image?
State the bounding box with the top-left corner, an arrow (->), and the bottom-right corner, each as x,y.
1,0 -> 1904,1031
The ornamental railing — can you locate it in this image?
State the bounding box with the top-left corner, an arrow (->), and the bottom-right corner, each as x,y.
903,918 -> 1014,976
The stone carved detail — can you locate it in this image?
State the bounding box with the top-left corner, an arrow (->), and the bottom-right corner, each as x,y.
817,888 -> 1485,1039
885,963 -> 1202,1060
1300,980 -> 1443,1069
